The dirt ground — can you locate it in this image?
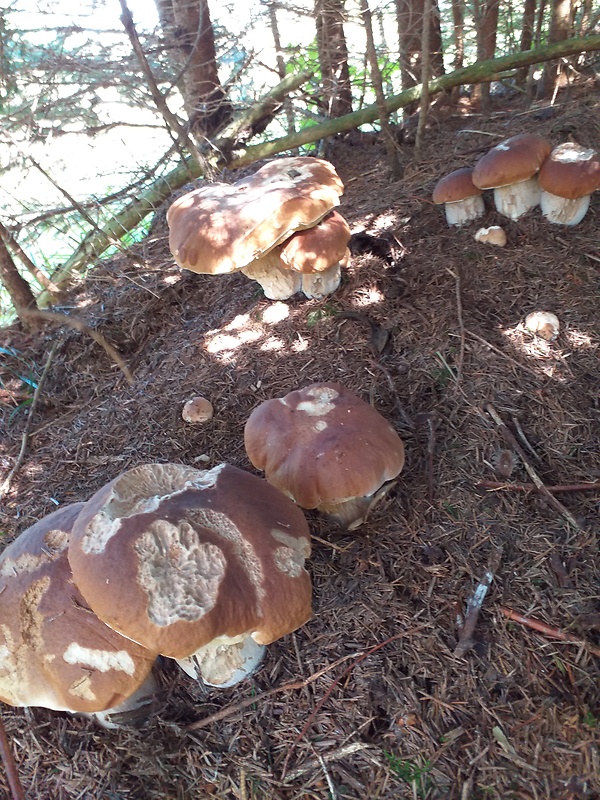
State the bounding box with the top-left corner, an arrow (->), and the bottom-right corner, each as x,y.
0,85 -> 599,800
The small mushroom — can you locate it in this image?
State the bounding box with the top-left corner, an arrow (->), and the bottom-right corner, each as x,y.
244,383 -> 405,530
472,133 -> 552,219
0,504 -> 157,728
167,156 -> 345,299
474,226 -> 507,247
525,311 -> 560,341
182,396 -> 214,423
67,463 -> 312,688
432,168 -> 485,226
538,142 -> 600,225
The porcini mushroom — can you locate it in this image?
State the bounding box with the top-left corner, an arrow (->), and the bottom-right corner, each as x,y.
241,210 -> 351,300
538,142 -> 600,225
474,226 -> 507,247
472,133 -> 552,219
0,503 -> 157,728
167,156 -> 345,300
67,463 -> 312,688
182,396 -> 214,423
524,311 -> 560,341
244,383 -> 405,530
432,167 -> 485,226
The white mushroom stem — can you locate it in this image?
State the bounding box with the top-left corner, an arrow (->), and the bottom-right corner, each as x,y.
83,668 -> 159,729
176,634 -> 266,687
241,256 -> 302,300
493,176 -> 541,219
301,262 -> 342,300
540,190 -> 591,226
443,195 -> 485,226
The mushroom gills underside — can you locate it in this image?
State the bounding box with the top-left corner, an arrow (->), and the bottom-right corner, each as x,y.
317,479 -> 398,530
176,633 -> 266,687
81,668 -> 160,730
444,195 -> 485,226
493,177 -> 541,219
540,191 -> 591,225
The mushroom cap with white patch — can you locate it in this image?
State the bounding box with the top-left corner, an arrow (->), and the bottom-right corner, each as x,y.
538,143 -> 600,199
67,463 -> 312,659
244,383 -> 405,518
472,133 -> 552,189
166,156 -> 344,275
0,503 -> 155,716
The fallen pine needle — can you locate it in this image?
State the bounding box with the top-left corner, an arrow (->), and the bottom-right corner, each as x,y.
477,480 -> 600,494
498,606 -> 600,658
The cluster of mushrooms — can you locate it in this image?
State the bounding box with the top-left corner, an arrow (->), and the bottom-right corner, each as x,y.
433,133 -> 600,228
167,156 -> 352,301
0,383 -> 404,728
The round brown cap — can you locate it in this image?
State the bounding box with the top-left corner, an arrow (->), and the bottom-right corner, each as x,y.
432,168 -> 482,204
278,211 -> 351,273
68,463 -> 312,656
472,133 -> 552,189
167,157 -> 344,274
244,383 -> 405,510
538,142 -> 600,199
0,504 -> 154,714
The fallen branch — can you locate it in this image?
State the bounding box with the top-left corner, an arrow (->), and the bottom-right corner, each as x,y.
0,712 -> 25,800
485,404 -> 583,531
0,340 -> 59,501
454,547 -> 503,658
18,309 -> 134,385
498,606 -> 600,658
477,480 -> 600,493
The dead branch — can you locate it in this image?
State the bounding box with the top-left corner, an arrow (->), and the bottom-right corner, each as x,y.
0,221 -> 58,293
447,268 -> 465,384
477,480 -> 600,493
498,606 -> 600,658
18,309 -> 134,385
0,713 -> 24,800
454,546 -> 503,657
485,404 -> 583,531
0,341 -> 58,501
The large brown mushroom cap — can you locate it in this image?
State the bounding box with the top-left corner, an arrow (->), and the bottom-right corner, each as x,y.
0,504 -> 155,715
167,157 -> 344,274
538,142 -> 600,199
432,167 -> 483,204
472,133 -> 552,189
68,463 -> 312,658
278,210 -> 351,274
244,383 -> 405,522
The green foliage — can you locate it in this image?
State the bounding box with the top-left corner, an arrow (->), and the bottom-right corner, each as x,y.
384,752 -> 432,796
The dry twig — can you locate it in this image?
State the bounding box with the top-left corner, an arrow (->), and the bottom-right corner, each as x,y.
498,606 -> 600,658
477,480 -> 600,493
454,547 -> 503,657
0,341 -> 59,501
485,404 -> 583,531
0,713 -> 25,800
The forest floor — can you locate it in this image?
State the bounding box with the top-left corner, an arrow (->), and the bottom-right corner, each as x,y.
0,82 -> 599,800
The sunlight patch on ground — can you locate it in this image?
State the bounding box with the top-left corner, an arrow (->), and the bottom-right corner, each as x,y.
352,286 -> 385,307
564,329 -> 594,349
260,337 -> 284,351
162,274 -> 182,285
500,320 -> 596,380
261,302 -> 290,324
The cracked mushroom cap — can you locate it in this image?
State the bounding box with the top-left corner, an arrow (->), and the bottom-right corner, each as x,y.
167,156 -> 344,274
538,142 -> 600,199
472,133 -> 552,189
244,383 -> 405,527
0,504 -> 155,715
67,463 -> 312,659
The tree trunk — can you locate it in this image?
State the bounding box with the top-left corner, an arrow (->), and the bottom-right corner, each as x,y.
415,0 -> 432,154
395,0 -> 445,115
0,235 -> 38,326
314,0 -> 353,118
473,0 -> 501,105
451,0 -> 465,69
156,0 -> 231,138
359,0 -> 401,178
540,0 -> 574,96
266,1 -> 296,137
515,0 -> 538,85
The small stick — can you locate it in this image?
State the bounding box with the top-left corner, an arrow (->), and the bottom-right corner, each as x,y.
477,481 -> 600,494
426,415 -> 436,505
510,415 -> 541,462
446,268 -> 465,385
485,404 -> 583,531
454,547 -> 503,658
19,308 -> 134,385
465,329 -> 540,378
0,713 -> 25,800
0,341 -> 59,501
498,606 -> 600,658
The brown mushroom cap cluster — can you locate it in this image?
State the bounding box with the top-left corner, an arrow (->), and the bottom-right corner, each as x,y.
167,156 -> 351,300
0,463 -> 313,722
244,382 -> 405,530
433,133 -> 599,225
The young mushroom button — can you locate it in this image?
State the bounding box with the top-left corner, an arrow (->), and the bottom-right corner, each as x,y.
0,503 -> 158,728
67,462 -> 312,688
432,168 -> 485,226
244,382 -> 405,530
